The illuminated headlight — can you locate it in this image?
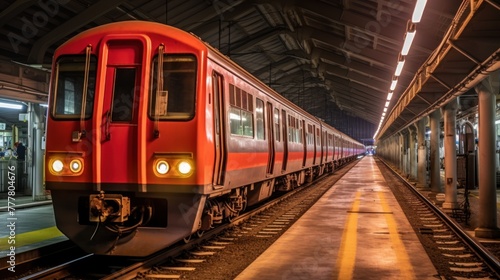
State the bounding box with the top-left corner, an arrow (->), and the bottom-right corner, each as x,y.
52,159 -> 64,173
156,160 -> 169,175
178,161 -> 192,175
70,159 -> 83,173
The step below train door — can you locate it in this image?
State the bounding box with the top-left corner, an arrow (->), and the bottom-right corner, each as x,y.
99,38 -> 145,184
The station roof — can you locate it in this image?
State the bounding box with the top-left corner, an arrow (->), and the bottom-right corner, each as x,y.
0,0 -> 498,141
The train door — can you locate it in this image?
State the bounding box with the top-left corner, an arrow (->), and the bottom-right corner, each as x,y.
266,102 -> 275,175
281,110 -> 288,171
212,72 -> 226,186
302,120 -> 307,167
334,134 -> 338,161
318,126 -> 323,165
323,130 -> 328,162
312,125 -> 317,165
100,40 -> 143,183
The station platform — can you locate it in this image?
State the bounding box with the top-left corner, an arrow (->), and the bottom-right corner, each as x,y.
235,156 -> 500,280
236,156 -> 437,279
0,196 -> 65,256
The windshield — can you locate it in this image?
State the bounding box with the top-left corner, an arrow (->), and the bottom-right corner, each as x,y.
150,55 -> 197,120
52,56 -> 96,119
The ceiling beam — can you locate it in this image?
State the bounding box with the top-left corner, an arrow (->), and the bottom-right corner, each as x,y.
0,0 -> 37,28
27,0 -> 128,63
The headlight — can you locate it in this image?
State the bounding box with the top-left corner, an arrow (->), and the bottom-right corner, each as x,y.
178,161 -> 192,175
156,160 -> 169,175
153,155 -> 194,178
47,153 -> 84,176
70,159 -> 83,173
52,159 -> 64,173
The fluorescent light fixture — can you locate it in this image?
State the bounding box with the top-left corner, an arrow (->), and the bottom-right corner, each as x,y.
382,112 -> 386,116
401,23 -> 416,55
387,91 -> 394,101
40,104 -> 48,108
390,78 -> 398,91
395,54 -> 405,76
383,107 -> 387,112
0,102 -> 23,110
385,101 -> 390,107
412,0 -> 428,23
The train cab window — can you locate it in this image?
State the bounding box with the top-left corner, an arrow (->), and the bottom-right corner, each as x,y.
111,68 -> 136,122
255,99 -> 265,140
150,55 -> 196,120
52,56 -> 96,118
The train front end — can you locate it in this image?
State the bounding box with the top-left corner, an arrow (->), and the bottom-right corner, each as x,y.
44,21 -> 213,256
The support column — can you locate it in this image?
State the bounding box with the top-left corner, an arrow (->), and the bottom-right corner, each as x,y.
399,132 -> 404,172
33,104 -> 45,200
417,118 -> 428,187
475,73 -> 500,238
402,131 -> 409,176
409,125 -> 418,180
430,109 -> 442,193
442,98 -> 459,210
391,136 -> 396,166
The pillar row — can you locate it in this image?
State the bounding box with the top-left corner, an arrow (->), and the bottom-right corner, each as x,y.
474,72 -> 500,238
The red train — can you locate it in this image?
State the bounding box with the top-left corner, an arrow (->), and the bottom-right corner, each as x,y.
44,21 -> 365,256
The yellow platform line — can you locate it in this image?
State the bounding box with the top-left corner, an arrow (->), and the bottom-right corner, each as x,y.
0,226 -> 63,251
378,191 -> 415,280
335,191 -> 361,280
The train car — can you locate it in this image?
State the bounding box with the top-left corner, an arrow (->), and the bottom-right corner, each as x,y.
44,21 -> 364,256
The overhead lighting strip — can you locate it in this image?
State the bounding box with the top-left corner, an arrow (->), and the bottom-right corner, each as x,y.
373,0 -> 427,139
0,102 -> 23,110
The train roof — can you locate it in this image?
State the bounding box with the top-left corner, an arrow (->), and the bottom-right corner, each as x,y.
203,39 -> 360,144
54,21 -> 207,56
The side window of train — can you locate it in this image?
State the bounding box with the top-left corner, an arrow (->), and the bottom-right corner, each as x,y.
255,98 -> 265,140
53,55 -> 97,119
229,83 -> 253,137
150,54 -> 196,120
287,115 -> 302,143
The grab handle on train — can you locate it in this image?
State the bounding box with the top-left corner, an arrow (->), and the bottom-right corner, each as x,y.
104,110 -> 111,141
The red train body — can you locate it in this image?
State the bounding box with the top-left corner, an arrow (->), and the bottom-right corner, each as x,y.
45,21 -> 365,256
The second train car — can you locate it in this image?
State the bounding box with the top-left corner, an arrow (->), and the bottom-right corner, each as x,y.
44,21 -> 365,256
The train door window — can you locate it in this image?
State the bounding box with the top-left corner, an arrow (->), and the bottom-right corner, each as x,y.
297,119 -> 304,144
150,55 -> 196,120
111,68 -> 136,122
255,98 -> 265,140
53,56 -> 97,118
307,124 -> 314,145
274,108 -> 280,142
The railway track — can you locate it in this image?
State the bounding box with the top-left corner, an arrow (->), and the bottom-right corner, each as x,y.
12,160 -> 359,279
376,157 -> 500,279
